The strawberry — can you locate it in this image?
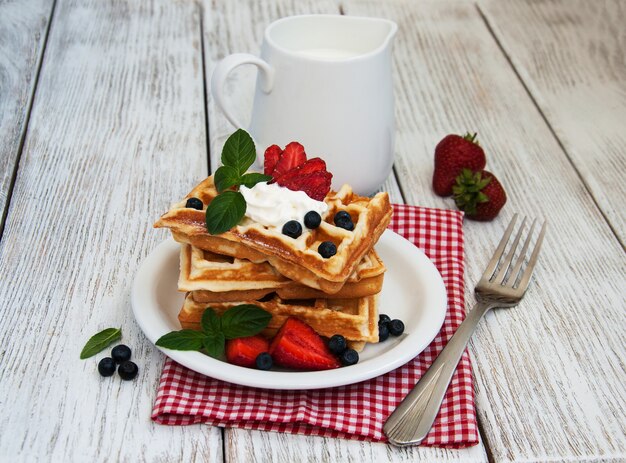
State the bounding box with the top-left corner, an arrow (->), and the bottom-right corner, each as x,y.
453,169 -> 506,221
433,132 -> 486,197
273,157 -> 327,185
269,317 -> 341,370
264,144 -> 282,176
225,335 -> 270,368
279,171 -> 332,201
271,141 -> 306,178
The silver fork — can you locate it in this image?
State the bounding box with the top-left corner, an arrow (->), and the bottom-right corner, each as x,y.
384,214 -> 547,447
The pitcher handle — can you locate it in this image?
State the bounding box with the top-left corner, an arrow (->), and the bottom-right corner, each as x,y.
210,53 -> 275,129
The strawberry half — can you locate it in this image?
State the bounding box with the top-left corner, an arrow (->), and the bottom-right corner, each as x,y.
273,157 -> 327,185
271,142 -> 306,178
225,335 -> 270,368
269,317 -> 341,371
264,144 -> 282,176
279,171 -> 332,201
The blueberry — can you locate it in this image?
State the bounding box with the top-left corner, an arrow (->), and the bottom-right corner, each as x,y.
98,357 -> 116,377
328,335 -> 347,355
185,197 -> 203,210
378,323 -> 390,342
340,349 -> 359,366
334,211 -> 354,231
379,314 -> 391,325
256,352 -> 273,370
118,361 -> 139,380
304,211 -> 322,229
388,319 -> 405,336
318,241 -> 337,258
111,345 -> 132,364
282,220 -> 302,239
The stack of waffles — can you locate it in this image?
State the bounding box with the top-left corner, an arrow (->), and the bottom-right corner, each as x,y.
154,176 -> 393,350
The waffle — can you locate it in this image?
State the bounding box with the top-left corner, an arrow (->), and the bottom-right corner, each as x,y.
154,176 -> 392,293
180,244 -> 386,301
179,292 -> 380,344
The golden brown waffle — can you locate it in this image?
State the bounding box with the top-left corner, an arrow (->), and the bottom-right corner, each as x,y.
180,244 -> 385,301
155,176 -> 392,293
179,292 -> 380,344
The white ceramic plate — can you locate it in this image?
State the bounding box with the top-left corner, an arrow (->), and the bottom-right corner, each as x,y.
132,230 -> 447,390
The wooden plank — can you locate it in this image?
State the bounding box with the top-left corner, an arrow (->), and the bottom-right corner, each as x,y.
342,0 -> 626,461
203,0 -> 485,461
479,0 -> 626,245
0,0 -> 53,232
0,0 -> 222,461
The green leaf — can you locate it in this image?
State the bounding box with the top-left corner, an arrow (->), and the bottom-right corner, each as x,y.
203,332 -> 225,359
205,190 -> 247,235
80,327 -> 121,359
221,304 -> 272,339
201,308 -> 221,337
240,172 -> 272,188
214,165 -> 241,193
155,330 -> 206,351
221,129 -> 257,176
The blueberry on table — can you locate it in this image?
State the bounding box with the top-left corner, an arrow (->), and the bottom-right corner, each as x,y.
379,314 -> 391,325
378,322 -> 390,342
185,197 -> 203,210
340,349 -> 359,366
111,345 -> 132,364
333,211 -> 354,231
255,352 -> 273,370
388,319 -> 405,336
304,211 -> 322,229
282,220 -> 303,239
118,361 -> 139,380
98,357 -> 116,377
328,334 -> 347,355
318,241 -> 337,258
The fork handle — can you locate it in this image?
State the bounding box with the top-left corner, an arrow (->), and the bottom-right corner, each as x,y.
383,301 -> 492,446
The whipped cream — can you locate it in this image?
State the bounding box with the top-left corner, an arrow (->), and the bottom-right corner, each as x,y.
240,182 -> 328,229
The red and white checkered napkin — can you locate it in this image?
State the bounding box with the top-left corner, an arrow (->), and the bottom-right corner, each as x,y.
152,204 -> 479,447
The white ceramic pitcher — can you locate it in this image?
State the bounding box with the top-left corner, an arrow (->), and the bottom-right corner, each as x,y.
211,15 -> 397,195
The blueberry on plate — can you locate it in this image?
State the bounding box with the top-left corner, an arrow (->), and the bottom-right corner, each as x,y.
318,241 -> 337,258
388,319 -> 405,336
118,361 -> 139,380
98,357 -> 116,377
111,345 -> 132,364
282,220 -> 303,239
379,314 -> 391,325
256,352 -> 273,370
340,349 -> 359,366
304,211 -> 322,229
328,335 -> 347,355
334,211 -> 354,231
185,197 -> 203,210
378,323 -> 390,342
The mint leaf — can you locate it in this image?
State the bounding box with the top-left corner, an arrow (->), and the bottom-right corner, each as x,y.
221,305 -> 272,339
240,172 -> 272,188
203,332 -> 225,359
205,190 -> 246,235
80,327 -> 121,359
214,165 -> 241,193
201,308 -> 221,337
155,330 -> 206,350
221,129 -> 257,176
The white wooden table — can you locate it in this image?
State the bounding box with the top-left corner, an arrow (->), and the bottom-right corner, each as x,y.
1,0 -> 624,461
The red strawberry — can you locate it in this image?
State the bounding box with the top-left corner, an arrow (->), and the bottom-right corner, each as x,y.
453,169 -> 506,221
433,132 -> 486,197
271,141 -> 306,177
264,144 -> 282,176
279,170 -> 332,201
225,335 -> 270,368
269,317 -> 341,370
273,157 -> 327,185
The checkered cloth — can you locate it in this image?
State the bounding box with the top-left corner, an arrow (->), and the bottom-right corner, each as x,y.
151,205 -> 479,447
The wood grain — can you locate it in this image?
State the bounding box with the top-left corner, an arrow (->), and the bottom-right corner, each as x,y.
0,0 -> 221,461
479,0 -> 626,246
342,0 -> 626,461
0,0 -> 53,232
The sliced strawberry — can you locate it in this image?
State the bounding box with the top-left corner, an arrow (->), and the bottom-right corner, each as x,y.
225,335 -> 270,368
269,317 -> 341,370
271,141 -> 306,178
274,157 -> 327,185
264,144 -> 282,176
280,170 -> 332,201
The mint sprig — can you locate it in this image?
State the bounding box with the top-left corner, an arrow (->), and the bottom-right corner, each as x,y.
80,327 -> 122,359
155,305 -> 272,359
206,129 -> 271,235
